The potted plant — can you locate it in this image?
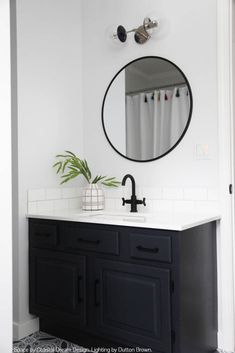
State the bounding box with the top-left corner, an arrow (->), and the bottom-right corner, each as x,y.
53,151 -> 120,211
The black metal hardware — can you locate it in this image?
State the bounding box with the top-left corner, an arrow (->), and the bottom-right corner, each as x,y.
229,184 -> 233,194
35,232 -> 50,238
122,174 -> 146,212
137,197 -> 146,206
136,245 -> 159,253
94,279 -> 100,307
77,238 -> 100,245
122,197 -> 125,206
116,25 -> 128,42
77,276 -> 83,303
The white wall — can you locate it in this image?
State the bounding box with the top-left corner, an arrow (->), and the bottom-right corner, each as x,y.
13,0 -> 84,338
0,0 -> 12,350
82,0 -> 218,189
104,70 -> 126,155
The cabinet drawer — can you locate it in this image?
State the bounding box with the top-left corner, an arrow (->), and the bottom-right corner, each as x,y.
61,226 -> 119,255
30,222 -> 58,248
129,233 -> 172,263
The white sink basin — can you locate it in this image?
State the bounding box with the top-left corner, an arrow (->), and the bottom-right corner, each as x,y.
76,212 -> 146,223
86,212 -> 146,223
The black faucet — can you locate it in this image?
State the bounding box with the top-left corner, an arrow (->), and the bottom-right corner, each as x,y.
121,174 -> 146,212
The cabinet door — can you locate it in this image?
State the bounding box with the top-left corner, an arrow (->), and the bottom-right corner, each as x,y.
94,259 -> 172,353
29,249 -> 86,326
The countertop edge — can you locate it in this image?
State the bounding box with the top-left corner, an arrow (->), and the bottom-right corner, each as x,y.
26,211 -> 221,232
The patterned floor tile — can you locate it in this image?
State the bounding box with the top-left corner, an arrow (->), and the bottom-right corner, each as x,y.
13,332 -> 233,353
13,331 -> 89,353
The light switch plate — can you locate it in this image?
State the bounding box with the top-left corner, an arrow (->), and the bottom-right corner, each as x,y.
195,144 -> 211,159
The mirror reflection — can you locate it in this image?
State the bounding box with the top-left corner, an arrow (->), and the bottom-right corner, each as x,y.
102,56 -> 193,162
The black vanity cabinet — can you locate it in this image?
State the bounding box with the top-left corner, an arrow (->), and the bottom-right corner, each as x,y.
94,259 -> 172,353
29,219 -> 218,353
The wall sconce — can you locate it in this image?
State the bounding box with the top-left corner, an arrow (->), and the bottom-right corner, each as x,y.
113,17 -> 158,45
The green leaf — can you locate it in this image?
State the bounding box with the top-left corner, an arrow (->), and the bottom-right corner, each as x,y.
53,161 -> 61,168
62,159 -> 70,173
92,175 -> 106,184
84,159 -> 92,179
53,161 -> 62,173
60,177 -> 72,184
53,161 -> 62,174
65,150 -> 76,157
62,172 -> 79,183
53,150 -> 120,187
102,177 -> 120,187
56,154 -> 69,158
103,177 -> 116,182
68,166 -> 80,173
61,172 -> 73,178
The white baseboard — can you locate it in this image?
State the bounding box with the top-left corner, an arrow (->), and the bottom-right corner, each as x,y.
13,317 -> 39,340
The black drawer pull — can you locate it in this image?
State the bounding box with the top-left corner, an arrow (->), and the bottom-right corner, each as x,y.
77,238 -> 100,245
136,245 -> 159,253
34,232 -> 51,238
77,275 -> 83,303
94,279 -> 100,307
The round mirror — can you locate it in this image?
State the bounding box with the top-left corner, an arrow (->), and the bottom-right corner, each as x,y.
102,56 -> 193,162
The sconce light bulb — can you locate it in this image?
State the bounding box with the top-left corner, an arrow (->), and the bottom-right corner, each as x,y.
112,17 -> 158,45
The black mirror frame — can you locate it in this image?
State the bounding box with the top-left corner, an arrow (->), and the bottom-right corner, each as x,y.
101,56 -> 193,163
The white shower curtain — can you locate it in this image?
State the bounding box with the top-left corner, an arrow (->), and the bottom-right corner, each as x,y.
126,86 -> 190,160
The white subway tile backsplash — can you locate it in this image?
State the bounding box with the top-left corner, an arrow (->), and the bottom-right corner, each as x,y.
68,198 -> 82,210
173,200 -> 195,213
207,188 -> 218,201
104,198 -> 116,211
121,185 -> 142,197
183,188 -> 207,201
53,199 -> 69,210
142,186 -> 162,200
141,199 -> 154,213
194,201 -> 219,213
115,198 -> 124,211
104,187 -> 122,199
163,188 -> 183,200
76,187 -> 83,196
62,187 -> 80,199
36,200 -> 54,212
122,185 -> 132,199
153,200 -> 173,212
28,189 -> 45,202
46,188 -> 62,200
136,187 -> 143,199
27,186 -> 219,215
28,202 -> 37,214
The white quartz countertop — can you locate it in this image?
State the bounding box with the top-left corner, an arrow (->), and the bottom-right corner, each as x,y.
26,209 -> 220,231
